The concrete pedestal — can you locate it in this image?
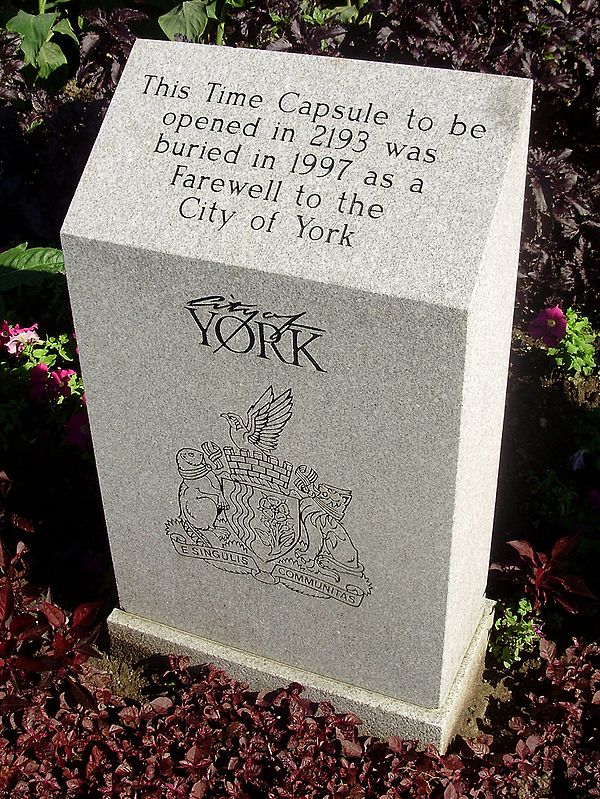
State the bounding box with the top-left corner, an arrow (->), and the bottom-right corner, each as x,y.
108,599 -> 494,753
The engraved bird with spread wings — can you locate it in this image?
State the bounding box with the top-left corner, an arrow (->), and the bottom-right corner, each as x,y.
221,387 -> 293,453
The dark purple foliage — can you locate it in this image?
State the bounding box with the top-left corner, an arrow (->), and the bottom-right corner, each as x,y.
0,31 -> 27,104
0,96 -> 109,246
77,8 -> 149,94
0,542 -> 100,700
491,534 -> 598,613
0,469 -> 36,542
0,7 -> 146,248
1,1 -> 599,313
362,1 -> 600,316
0,545 -> 598,796
499,639 -> 600,799
224,1 -> 365,54
0,3 -> 599,794
1,590 -> 599,798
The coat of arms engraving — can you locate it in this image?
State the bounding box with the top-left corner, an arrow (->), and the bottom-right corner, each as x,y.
166,387 -> 372,607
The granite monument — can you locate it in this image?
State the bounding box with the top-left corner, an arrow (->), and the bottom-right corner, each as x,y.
61,39 -> 532,749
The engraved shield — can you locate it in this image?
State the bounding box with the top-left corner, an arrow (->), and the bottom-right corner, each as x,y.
223,475 -> 300,567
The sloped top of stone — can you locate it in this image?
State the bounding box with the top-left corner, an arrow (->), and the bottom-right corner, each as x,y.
61,39 -> 531,310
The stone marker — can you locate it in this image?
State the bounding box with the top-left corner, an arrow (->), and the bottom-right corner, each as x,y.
61,39 -> 532,749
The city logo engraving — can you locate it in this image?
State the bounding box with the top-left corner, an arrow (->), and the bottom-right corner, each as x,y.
186,294 -> 327,373
166,386 -> 371,606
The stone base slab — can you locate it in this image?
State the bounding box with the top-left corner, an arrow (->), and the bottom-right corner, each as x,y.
107,599 -> 494,753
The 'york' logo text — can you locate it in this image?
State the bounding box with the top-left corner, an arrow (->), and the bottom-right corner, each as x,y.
186,294 -> 327,373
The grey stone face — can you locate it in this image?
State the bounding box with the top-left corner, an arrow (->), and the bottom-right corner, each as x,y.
61,40 -> 531,711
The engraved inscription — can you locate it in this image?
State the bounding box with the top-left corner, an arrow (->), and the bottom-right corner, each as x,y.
186,294 -> 327,373
166,386 -> 372,606
139,70 -> 492,246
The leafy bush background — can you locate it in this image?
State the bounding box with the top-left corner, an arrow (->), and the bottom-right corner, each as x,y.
1,0 -> 599,319
1,2 -> 600,795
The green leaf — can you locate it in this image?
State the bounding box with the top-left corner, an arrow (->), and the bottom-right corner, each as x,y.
4,242 -> 28,254
159,1 -> 209,42
43,0 -> 74,10
326,4 -> 360,23
25,119 -> 44,133
0,245 -> 65,291
36,39 -> 67,79
6,10 -> 57,65
0,245 -> 64,273
53,17 -> 78,44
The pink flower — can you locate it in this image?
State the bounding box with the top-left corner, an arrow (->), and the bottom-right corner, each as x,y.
29,362 -> 50,401
30,364 -> 77,401
4,323 -> 40,356
65,411 -> 91,448
528,306 -> 567,347
49,368 -> 76,399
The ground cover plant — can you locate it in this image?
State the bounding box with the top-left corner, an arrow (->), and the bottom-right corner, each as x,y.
1,0 -> 600,796
1,552 -> 599,797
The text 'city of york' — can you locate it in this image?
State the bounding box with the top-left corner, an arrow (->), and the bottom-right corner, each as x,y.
186,295 -> 327,373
